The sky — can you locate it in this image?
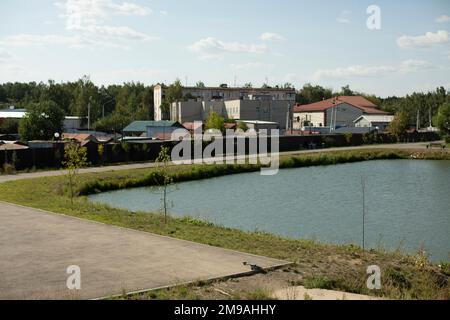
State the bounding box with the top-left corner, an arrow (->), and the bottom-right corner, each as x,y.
0,0 -> 449,97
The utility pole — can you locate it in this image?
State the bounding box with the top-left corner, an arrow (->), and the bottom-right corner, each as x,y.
416,108 -> 420,131
286,105 -> 289,133
361,176 -> 366,253
87,100 -> 91,131
429,107 -> 432,128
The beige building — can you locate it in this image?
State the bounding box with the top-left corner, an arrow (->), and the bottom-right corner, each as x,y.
154,84 -> 296,121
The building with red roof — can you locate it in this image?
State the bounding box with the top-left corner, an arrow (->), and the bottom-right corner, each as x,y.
292,96 -> 391,130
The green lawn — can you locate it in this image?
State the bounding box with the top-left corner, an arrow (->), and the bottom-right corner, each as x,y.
0,149 -> 449,300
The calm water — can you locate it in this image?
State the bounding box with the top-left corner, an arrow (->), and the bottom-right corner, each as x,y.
89,160 -> 450,262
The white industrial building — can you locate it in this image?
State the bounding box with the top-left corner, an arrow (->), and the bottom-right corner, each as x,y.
0,106 -> 85,132
154,84 -> 296,121
353,115 -> 394,131
171,99 -> 294,130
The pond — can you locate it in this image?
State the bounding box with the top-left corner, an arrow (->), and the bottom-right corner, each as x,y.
89,160 -> 450,262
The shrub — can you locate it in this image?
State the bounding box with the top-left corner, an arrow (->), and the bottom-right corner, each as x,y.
303,276 -> 340,290
344,133 -> 353,145
2,162 -> 15,174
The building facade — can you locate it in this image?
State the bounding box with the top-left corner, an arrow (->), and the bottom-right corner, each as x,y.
353,115 -> 394,131
292,96 -> 390,130
171,99 -> 294,129
154,84 -> 296,121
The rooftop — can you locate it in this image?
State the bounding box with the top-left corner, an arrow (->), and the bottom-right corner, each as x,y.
354,115 -> 395,123
155,84 -> 295,92
123,120 -> 183,132
293,96 -> 388,115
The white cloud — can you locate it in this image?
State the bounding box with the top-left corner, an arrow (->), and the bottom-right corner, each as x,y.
436,15 -> 450,23
160,10 -> 168,16
313,60 -> 433,80
79,25 -> 158,42
397,30 -> 449,48
110,2 -> 152,16
57,0 -> 152,30
1,0 -> 157,49
59,0 -> 155,42
1,34 -> 89,47
313,65 -> 396,80
258,32 -> 285,42
399,59 -> 434,73
188,37 -> 267,60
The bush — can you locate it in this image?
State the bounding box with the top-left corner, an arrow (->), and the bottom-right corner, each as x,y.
303,276 -> 340,290
2,162 -> 15,174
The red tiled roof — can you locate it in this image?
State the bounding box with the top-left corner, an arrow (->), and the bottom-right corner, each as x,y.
293,96 -> 388,115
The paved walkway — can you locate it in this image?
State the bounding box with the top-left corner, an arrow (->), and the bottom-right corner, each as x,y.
272,286 -> 382,300
0,202 -> 289,299
0,142 -> 437,183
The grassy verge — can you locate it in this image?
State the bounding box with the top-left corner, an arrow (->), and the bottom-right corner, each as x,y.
0,149 -> 448,300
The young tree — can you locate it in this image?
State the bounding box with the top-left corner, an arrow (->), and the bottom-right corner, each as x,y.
195,81 -> 205,88
205,111 -> 225,132
63,144 -> 89,205
388,111 -> 409,138
434,102 -> 450,140
156,146 -> 173,224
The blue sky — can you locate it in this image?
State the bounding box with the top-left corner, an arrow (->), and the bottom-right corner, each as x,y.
0,0 -> 449,97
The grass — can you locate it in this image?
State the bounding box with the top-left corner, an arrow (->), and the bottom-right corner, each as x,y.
0,148 -> 449,300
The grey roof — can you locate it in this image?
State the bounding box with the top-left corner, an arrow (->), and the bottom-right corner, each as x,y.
123,121 -> 182,132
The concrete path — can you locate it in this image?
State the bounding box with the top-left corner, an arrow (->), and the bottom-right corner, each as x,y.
0,202 -> 289,299
0,142 -> 438,183
272,286 -> 382,300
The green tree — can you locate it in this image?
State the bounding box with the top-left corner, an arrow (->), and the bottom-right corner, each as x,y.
339,85 -> 356,96
156,146 -> 173,224
434,102 -> 450,140
166,79 -> 183,103
244,82 -> 253,88
63,144 -> 89,205
195,81 -> 205,88
205,111 -> 225,132
18,101 -> 65,141
388,111 -> 409,138
296,83 -> 333,104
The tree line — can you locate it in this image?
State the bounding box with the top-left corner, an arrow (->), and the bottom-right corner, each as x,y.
0,78 -> 449,141
0,76 -> 154,136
